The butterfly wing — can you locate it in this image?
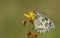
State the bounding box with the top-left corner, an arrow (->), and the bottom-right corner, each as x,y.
34,13 -> 55,33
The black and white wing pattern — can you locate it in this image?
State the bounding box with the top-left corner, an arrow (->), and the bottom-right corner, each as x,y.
34,11 -> 55,33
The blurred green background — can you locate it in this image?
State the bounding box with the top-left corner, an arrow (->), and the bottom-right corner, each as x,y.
0,0 -> 60,38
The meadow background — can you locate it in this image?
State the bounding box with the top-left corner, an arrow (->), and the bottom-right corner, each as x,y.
0,0 -> 60,38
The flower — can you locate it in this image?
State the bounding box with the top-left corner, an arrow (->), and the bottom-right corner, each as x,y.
24,11 -> 34,20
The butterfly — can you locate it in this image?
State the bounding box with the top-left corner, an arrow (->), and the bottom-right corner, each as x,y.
34,11 -> 55,33
23,10 -> 55,33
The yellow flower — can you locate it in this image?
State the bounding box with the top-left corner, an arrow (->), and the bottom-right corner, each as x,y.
24,11 -> 34,20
